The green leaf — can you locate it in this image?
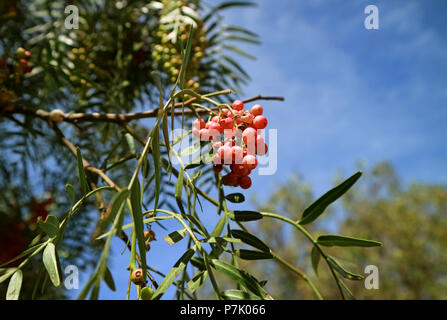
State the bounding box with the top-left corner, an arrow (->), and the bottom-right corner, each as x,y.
187,270 -> 208,294
163,229 -> 187,245
327,256 -> 364,281
339,279 -> 356,300
152,248 -> 196,300
235,249 -> 274,260
175,167 -> 185,214
230,230 -> 270,252
125,133 -> 136,155
221,289 -> 261,300
130,179 -> 147,283
65,184 -> 75,206
317,235 -> 382,247
102,188 -> 129,235
299,172 -> 362,225
37,215 -> 59,239
42,243 -> 61,287
311,246 -> 321,276
211,214 -> 227,237
210,259 -> 272,299
225,193 -> 245,203
179,26 -> 194,87
151,124 -> 161,216
76,146 -> 89,195
229,210 -> 263,222
102,266 -> 116,292
6,270 -> 23,300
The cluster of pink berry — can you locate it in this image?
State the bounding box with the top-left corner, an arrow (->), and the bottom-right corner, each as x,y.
192,100 -> 268,189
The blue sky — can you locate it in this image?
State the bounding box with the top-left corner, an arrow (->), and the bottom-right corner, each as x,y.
69,0 -> 447,299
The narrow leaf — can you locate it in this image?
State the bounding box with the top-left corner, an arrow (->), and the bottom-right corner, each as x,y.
102,266 -> 116,292
6,270 -> 23,300
229,210 -> 263,222
230,229 -> 270,252
225,193 -> 245,203
152,248 -> 196,300
317,234 -> 382,247
130,179 -> 147,282
210,259 -> 272,299
76,147 -> 89,195
221,289 -> 260,300
327,256 -> 364,281
311,246 -> 321,276
299,172 -> 362,225
163,229 -> 187,245
42,243 -> 61,287
235,249 -> 274,260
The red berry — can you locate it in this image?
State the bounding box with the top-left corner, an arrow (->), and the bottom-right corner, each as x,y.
242,155 -> 257,170
231,164 -> 250,177
218,146 -> 232,164
251,104 -> 263,116
241,112 -> 254,124
199,128 -> 212,141
224,127 -> 237,139
242,127 -> 257,145
213,165 -> 223,173
193,118 -> 206,130
19,58 -> 28,66
253,116 -> 268,130
232,100 -> 244,111
223,172 -> 238,186
239,176 -> 252,189
231,146 -> 244,164
211,116 -> 219,123
224,139 -> 235,147
209,122 -> 223,134
221,117 -> 234,130
222,108 -> 233,118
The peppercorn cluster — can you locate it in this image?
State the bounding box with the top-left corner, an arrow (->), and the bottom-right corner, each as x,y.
152,0 -> 207,89
0,47 -> 33,113
192,100 -> 268,189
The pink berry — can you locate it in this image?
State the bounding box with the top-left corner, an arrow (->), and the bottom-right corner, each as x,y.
251,104 -> 263,116
193,118 -> 205,130
211,116 -> 219,123
224,127 -> 237,139
242,127 -> 257,145
199,128 -> 211,141
231,146 -> 244,164
242,155 -> 257,170
232,100 -> 244,111
257,143 -> 268,155
253,116 -> 268,130
218,146 -> 232,164
239,176 -> 252,189
192,127 -> 200,138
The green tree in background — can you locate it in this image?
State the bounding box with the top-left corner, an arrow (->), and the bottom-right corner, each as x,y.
249,162 -> 447,299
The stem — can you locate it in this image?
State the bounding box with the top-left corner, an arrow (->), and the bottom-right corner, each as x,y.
259,212 -> 345,300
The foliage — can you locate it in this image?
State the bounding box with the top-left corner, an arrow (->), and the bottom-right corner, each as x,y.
1,0 -> 381,300
246,162 -> 447,299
